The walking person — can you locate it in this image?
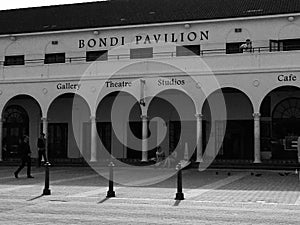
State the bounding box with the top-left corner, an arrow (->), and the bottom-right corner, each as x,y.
37,133 -> 47,167
14,135 -> 34,178
155,146 -> 165,166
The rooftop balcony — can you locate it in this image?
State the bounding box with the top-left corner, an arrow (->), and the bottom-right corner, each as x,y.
1,47 -> 300,82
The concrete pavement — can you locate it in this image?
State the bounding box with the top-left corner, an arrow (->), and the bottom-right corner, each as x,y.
0,166 -> 299,224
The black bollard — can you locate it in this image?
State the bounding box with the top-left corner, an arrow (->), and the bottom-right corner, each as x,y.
106,162 -> 116,198
175,163 -> 184,200
43,161 -> 51,195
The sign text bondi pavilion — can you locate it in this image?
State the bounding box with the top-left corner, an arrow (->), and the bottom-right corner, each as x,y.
79,30 -> 209,48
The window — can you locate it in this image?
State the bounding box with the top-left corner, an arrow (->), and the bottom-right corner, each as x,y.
44,53 -> 65,64
270,40 -> 280,52
226,42 -> 244,54
86,50 -> 108,62
130,48 -> 153,59
270,38 -> 300,51
176,45 -> 200,56
273,98 -> 300,119
226,40 -> 252,54
4,55 -> 25,66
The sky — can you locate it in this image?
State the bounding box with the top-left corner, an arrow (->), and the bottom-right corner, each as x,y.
0,0 -> 103,10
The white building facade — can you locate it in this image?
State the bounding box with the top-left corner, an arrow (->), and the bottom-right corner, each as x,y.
0,0 -> 300,165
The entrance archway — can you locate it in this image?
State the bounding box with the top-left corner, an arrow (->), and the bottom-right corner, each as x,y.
147,89 -> 196,161
202,88 -> 254,160
2,95 -> 41,159
47,93 -> 90,160
96,91 -> 141,160
260,86 -> 300,160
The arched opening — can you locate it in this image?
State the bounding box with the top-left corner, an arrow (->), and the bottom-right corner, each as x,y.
202,88 -> 254,160
96,91 -> 142,160
47,93 -> 90,160
260,86 -> 300,160
147,89 -> 196,161
2,95 -> 41,160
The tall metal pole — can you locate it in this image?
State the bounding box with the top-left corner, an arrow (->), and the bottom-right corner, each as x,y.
141,115 -> 148,162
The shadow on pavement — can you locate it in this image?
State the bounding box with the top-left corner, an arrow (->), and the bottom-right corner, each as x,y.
1,166 -> 300,193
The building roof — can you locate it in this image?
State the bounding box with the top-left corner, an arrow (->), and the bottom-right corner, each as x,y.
1,0 -> 300,35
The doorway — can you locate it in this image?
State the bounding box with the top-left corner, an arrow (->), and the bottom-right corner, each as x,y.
3,105 -> 29,159
48,123 -> 68,159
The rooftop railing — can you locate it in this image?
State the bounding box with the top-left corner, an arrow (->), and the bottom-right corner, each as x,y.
0,46 -> 297,67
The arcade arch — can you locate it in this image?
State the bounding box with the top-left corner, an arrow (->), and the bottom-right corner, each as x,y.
260,86 -> 300,161
202,87 -> 254,160
47,93 -> 90,160
96,91 -> 142,161
147,89 -> 197,161
1,95 -> 42,160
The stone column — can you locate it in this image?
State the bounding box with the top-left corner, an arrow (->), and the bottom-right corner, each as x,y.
297,137 -> 300,163
253,113 -> 261,163
90,116 -> 97,162
41,117 -> 48,160
0,118 -> 2,161
195,114 -> 203,162
42,117 -> 48,136
141,115 -> 148,162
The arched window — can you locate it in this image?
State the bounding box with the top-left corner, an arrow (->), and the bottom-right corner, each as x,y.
3,105 -> 29,123
273,98 -> 300,119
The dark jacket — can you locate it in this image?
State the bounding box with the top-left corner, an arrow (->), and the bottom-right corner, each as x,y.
37,138 -> 45,149
19,141 -> 31,159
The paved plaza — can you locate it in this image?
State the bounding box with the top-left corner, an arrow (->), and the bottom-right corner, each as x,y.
0,165 -> 300,224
